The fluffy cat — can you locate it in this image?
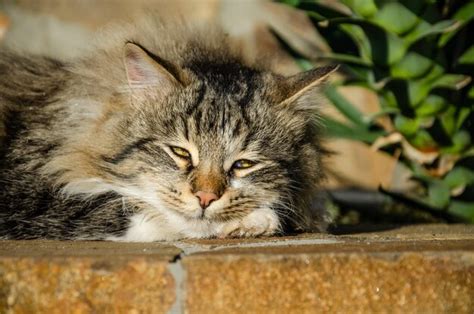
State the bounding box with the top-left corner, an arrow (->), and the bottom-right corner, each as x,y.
0,18 -> 335,241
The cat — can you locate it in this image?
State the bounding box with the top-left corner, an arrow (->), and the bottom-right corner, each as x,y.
0,18 -> 335,241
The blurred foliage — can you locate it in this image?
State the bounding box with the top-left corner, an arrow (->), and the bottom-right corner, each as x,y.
281,0 -> 474,222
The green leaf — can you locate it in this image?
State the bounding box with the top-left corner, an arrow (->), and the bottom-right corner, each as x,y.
338,24 -> 372,62
440,106 -> 457,136
408,80 -> 436,107
427,180 -> 450,209
326,18 -> 407,65
415,95 -> 447,117
407,64 -> 446,106
385,64 -> 445,110
324,85 -> 368,128
294,58 -> 314,71
279,0 -> 300,6
405,20 -> 459,46
371,2 -> 418,35
321,116 -> 384,143
409,129 -> 437,150
394,115 -> 420,137
441,131 -> 471,154
306,11 -> 328,22
344,64 -> 376,85
458,45 -> 474,65
391,52 -> 434,79
366,107 -> 399,123
468,86 -> 474,99
439,2 -> 474,46
410,164 -> 434,183
456,107 -> 472,130
318,53 -> 372,66
448,201 -> 474,223
379,90 -> 398,108
444,167 -> 474,190
341,0 -> 377,17
453,2 -> 474,21
302,2 -> 349,20
433,74 -> 472,90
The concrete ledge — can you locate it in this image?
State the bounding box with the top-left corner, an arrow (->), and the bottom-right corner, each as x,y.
1,224 -> 473,313
0,242 -> 179,313
184,242 -> 473,313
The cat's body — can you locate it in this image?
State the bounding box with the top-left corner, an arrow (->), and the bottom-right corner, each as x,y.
0,19 -> 333,241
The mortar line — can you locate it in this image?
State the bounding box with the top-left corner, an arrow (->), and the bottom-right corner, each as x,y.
167,252 -> 186,314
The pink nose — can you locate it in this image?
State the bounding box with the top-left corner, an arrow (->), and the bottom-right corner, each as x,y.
194,191 -> 219,209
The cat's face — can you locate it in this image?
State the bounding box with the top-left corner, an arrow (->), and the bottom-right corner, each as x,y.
107,79 -> 300,225
70,43 -> 334,234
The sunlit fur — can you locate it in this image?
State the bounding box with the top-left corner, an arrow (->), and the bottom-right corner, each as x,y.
0,18 -> 331,241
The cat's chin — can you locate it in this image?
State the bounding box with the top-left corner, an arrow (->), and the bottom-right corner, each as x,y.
175,208 -> 210,222
109,206 -> 281,242
176,207 -> 281,239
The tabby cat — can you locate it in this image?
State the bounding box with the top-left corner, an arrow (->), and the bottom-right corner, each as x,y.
0,18 -> 335,241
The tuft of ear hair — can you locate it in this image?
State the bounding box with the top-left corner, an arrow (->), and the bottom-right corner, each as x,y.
279,65 -> 338,108
123,43 -> 180,94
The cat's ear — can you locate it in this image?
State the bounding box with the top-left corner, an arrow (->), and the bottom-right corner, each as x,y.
279,65 -> 338,108
123,43 -> 180,92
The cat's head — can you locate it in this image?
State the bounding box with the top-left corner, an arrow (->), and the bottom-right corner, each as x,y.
56,42 -> 335,232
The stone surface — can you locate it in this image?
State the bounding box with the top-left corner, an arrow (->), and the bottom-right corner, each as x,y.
182,225 -> 474,313
334,223 -> 474,240
183,240 -> 474,313
0,240 -> 181,258
0,224 -> 473,313
0,241 -> 179,313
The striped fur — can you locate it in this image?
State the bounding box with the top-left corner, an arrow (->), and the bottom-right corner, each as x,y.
0,18 -> 333,241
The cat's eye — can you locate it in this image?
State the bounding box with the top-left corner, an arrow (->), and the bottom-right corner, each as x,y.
232,159 -> 256,170
170,146 -> 191,159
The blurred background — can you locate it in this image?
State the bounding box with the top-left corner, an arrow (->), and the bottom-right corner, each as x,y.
0,0 -> 472,228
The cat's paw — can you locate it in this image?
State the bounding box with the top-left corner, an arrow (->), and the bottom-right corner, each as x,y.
217,208 -> 280,238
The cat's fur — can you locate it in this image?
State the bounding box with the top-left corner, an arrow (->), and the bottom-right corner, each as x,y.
0,18 -> 334,241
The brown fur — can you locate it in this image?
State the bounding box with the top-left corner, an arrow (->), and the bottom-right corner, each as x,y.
0,17 -> 335,240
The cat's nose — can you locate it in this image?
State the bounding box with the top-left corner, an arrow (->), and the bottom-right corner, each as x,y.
194,191 -> 219,209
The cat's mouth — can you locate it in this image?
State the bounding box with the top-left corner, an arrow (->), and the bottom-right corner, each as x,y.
178,206 -> 233,223
159,190 -> 254,223
197,208 -> 206,220
171,205 -> 213,221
